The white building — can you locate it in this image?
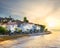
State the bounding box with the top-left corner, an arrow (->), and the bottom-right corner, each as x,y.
19,22 -> 41,33
7,21 -> 18,33
19,23 -> 32,32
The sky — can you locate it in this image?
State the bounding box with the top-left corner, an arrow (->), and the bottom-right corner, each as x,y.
0,0 -> 60,29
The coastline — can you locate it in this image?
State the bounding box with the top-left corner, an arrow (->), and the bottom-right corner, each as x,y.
0,31 -> 51,42
0,34 -> 29,42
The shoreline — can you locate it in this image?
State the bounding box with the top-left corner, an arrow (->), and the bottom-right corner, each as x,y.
0,31 -> 51,42
0,34 -> 29,42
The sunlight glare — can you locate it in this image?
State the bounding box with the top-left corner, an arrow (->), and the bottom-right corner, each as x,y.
46,17 -> 57,28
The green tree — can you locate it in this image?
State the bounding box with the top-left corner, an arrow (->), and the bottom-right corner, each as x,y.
18,29 -> 22,33
0,26 -> 8,34
23,17 -> 29,23
40,25 -> 45,32
8,16 -> 13,21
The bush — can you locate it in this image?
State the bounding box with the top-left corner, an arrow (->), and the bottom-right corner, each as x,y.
0,26 -> 8,34
40,25 -> 45,32
18,29 -> 22,32
14,28 -> 22,34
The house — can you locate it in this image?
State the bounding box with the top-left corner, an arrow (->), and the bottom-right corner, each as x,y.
19,22 -> 41,33
19,23 -> 34,32
0,20 -> 43,33
35,24 -> 41,32
7,21 -> 18,33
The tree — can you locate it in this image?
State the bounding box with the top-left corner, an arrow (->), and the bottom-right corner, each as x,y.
23,17 -> 29,23
9,16 -> 11,19
0,26 -> 8,34
40,25 -> 45,32
8,16 -> 13,21
45,29 -> 48,32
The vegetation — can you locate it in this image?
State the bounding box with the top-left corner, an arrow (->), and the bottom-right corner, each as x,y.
45,29 -> 48,32
18,29 -> 22,33
15,28 -> 22,32
0,26 -> 8,34
24,17 -> 29,23
40,25 -> 46,32
0,16 -> 14,23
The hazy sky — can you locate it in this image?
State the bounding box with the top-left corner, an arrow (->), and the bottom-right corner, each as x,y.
0,0 -> 60,29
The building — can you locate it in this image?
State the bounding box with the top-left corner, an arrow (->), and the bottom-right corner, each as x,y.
0,20 -> 42,33
19,22 -> 41,33
7,21 -> 18,33
19,23 -> 33,32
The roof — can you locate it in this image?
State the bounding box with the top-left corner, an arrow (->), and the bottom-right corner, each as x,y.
7,21 -> 17,25
16,20 -> 24,24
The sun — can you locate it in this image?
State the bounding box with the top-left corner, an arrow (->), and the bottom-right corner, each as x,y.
47,21 -> 56,28
45,17 -> 57,28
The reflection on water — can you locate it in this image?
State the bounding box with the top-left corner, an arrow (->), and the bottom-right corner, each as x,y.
41,30 -> 60,48
0,30 -> 60,48
24,30 -> 60,48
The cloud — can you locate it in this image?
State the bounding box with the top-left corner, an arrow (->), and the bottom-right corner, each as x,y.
0,0 -> 60,21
